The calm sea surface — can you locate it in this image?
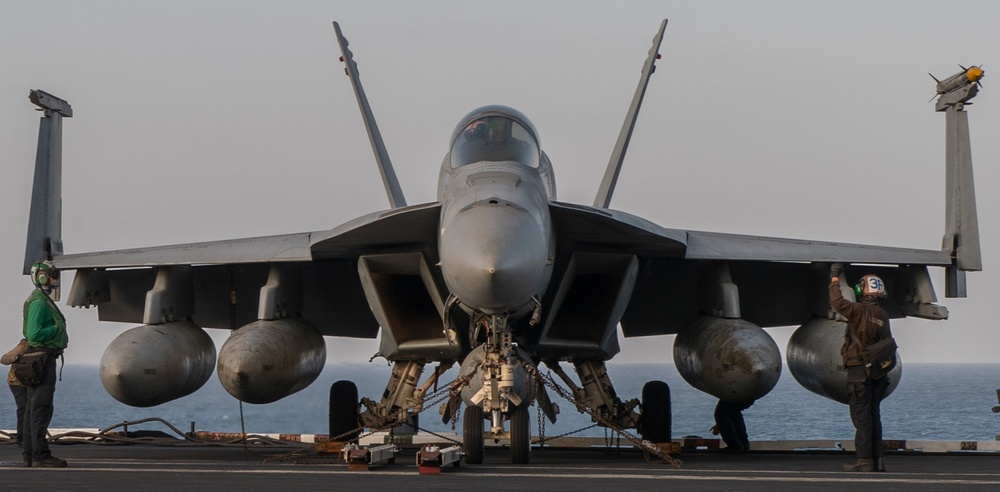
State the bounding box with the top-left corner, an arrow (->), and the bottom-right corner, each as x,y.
2,363 -> 998,441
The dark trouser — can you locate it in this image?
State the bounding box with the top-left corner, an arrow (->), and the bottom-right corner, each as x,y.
23,355 -> 57,460
847,375 -> 889,460
714,400 -> 753,451
8,382 -> 27,449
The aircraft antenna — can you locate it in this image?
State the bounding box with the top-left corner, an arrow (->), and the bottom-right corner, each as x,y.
333,22 -> 407,209
593,19 -> 667,209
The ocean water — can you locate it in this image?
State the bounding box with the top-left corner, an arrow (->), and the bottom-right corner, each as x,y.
2,363 -> 998,442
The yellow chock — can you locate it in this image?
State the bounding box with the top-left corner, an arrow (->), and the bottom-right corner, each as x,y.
315,441 -> 347,454
655,442 -> 682,454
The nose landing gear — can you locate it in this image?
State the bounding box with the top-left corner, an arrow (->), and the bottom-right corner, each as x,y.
460,313 -> 536,464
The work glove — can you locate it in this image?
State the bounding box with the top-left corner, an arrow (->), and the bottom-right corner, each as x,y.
830,263 -> 843,279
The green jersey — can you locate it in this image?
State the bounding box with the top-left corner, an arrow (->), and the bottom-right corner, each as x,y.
23,289 -> 68,351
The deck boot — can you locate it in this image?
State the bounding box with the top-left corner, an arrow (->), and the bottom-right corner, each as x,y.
842,458 -> 874,472
32,456 -> 67,468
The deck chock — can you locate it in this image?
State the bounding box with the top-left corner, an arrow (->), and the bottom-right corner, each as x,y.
315,440 -> 347,454
416,444 -> 463,475
344,443 -> 398,471
360,431 -> 462,448
653,441 -> 682,454
682,437 -> 720,450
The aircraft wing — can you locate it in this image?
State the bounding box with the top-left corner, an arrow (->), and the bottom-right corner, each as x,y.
56,202 -> 441,269
309,202 -> 440,258
684,230 -> 950,265
55,233 -> 316,269
59,202 -> 442,338
547,202 -> 951,338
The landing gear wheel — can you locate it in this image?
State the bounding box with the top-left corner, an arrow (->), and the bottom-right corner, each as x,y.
639,380 -> 671,443
329,380 -> 360,441
463,405 -> 484,464
510,403 -> 531,464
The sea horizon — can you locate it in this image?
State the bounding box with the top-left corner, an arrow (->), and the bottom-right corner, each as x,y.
3,362 -> 998,442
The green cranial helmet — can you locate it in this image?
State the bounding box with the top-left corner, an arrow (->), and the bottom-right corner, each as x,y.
30,260 -> 59,288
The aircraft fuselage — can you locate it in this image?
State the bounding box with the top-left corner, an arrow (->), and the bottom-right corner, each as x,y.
437,106 -> 556,316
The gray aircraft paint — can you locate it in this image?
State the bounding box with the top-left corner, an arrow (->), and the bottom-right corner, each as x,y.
15,15 -> 986,463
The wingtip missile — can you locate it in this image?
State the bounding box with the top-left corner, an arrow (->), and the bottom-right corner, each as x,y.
933,65 -> 984,95
964,65 -> 984,84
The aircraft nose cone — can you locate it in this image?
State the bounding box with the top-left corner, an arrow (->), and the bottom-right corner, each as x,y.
440,205 -> 549,312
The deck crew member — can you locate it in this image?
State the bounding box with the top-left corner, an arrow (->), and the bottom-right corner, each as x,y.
2,338 -> 29,459
21,261 -> 69,468
830,263 -> 891,473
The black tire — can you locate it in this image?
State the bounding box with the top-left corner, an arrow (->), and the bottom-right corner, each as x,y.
463,404 -> 484,464
639,380 -> 671,443
510,403 -> 531,464
329,380 -> 360,441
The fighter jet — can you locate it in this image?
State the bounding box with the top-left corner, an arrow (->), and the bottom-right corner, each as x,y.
22,20 -> 982,464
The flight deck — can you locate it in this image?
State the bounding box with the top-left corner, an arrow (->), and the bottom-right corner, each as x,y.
4,433 -> 1000,491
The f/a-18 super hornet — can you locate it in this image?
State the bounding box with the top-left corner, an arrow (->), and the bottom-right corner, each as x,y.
23,20 -> 983,464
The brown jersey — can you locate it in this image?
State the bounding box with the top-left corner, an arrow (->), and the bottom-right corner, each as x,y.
829,281 -> 892,368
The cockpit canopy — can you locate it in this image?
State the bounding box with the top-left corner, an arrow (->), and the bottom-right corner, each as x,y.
450,106 -> 540,169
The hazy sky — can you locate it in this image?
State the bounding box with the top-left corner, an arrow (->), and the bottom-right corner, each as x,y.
1,0 -> 998,368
